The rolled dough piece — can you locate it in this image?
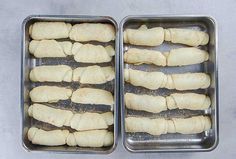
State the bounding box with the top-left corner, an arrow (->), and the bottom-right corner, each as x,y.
125,69 -> 210,90
164,47 -> 209,66
28,127 -> 69,146
124,69 -> 166,90
69,23 -> 115,42
29,40 -> 72,58
73,65 -> 115,84
29,86 -> 72,103
125,117 -> 168,135
125,116 -> 211,135
30,65 -> 73,82
28,104 -> 73,127
71,88 -> 114,106
29,22 -> 72,40
72,43 -> 115,63
67,130 -> 113,147
164,28 -> 209,46
70,112 -> 113,131
124,25 -> 164,46
124,48 -> 166,66
166,93 -> 211,110
125,93 -> 167,113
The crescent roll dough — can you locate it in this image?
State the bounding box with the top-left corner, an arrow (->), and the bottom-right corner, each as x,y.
29,86 -> 72,103
124,25 -> 164,46
28,104 -> 113,131
71,88 -> 114,106
73,65 -> 115,84
69,23 -> 115,42
30,65 -> 73,82
72,43 -> 115,63
29,40 -> 72,58
125,93 -> 211,113
28,127 -> 69,146
125,116 -> 211,135
124,48 -> 166,66
67,130 -> 113,147
124,47 -> 209,66
28,127 -> 113,147
164,28 -> 209,46
124,69 -> 210,90
29,22 -> 72,40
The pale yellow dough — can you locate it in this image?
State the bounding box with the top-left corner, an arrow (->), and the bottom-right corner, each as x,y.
125,93 -> 211,113
30,65 -> 73,82
73,65 -> 115,84
28,104 -> 113,131
29,22 -> 72,40
164,28 -> 209,46
69,23 -> 115,42
124,69 -> 210,90
71,88 -> 114,107
29,40 -> 72,58
28,127 -> 113,147
124,25 -> 164,46
72,43 -> 115,63
125,116 -> 211,135
29,86 -> 72,103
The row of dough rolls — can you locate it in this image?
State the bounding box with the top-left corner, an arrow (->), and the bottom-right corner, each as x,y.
125,116 -> 211,135
28,127 -> 113,147
29,22 -> 115,42
29,40 -> 115,62
124,25 -> 209,46
125,92 -> 211,113
30,65 -> 115,84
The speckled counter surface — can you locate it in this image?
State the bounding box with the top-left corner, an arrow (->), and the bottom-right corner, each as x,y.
0,0 -> 235,158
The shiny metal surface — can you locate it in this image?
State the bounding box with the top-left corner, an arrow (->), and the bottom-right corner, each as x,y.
119,15 -> 218,152
21,15 -> 119,154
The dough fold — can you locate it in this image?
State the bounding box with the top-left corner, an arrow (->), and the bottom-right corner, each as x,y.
28,104 -> 113,131
29,40 -> 72,58
29,22 -> 72,40
72,43 -> 115,63
125,93 -> 211,113
124,25 -> 164,46
164,28 -> 209,46
125,116 -> 211,135
71,88 -> 114,107
30,65 -> 73,82
28,127 -> 113,147
69,23 -> 115,42
73,65 -> 115,84
29,86 -> 72,103
124,69 -> 210,90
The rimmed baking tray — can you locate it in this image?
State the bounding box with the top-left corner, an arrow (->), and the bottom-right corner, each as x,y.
21,15 -> 119,154
119,15 -> 218,152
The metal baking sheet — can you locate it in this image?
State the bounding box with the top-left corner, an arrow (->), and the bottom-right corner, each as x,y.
119,15 -> 218,152
21,15 -> 119,154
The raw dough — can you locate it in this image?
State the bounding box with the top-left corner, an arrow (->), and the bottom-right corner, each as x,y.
28,104 -> 113,131
69,23 -> 115,42
29,40 -> 72,58
73,65 -> 115,84
29,22 -> 72,40
124,48 -> 166,66
124,69 -> 210,90
125,116 -> 211,135
29,86 -> 72,103
30,65 -> 73,82
124,25 -> 164,46
72,43 -> 115,63
164,28 -> 209,46
71,88 -> 114,107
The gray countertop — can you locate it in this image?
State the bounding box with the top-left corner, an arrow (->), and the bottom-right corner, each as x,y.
0,0 -> 236,158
